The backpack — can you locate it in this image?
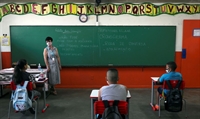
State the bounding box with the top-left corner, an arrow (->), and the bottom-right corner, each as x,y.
12,81 -> 32,111
102,100 -> 123,119
164,80 -> 183,112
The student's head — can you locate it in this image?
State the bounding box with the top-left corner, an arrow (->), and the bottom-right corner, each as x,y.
106,68 -> 119,84
45,36 -> 53,46
13,59 -> 28,84
166,61 -> 177,72
16,59 -> 28,70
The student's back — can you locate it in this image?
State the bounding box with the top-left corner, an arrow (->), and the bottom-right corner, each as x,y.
97,68 -> 127,119
101,84 -> 126,101
98,68 -> 127,101
12,59 -> 41,114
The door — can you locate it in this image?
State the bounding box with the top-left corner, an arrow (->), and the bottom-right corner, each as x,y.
181,20 -> 200,88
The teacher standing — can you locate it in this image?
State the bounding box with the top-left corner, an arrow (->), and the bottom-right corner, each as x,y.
43,36 -> 62,95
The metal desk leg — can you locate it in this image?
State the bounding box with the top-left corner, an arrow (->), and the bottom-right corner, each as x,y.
127,99 -> 130,119
91,98 -> 93,119
0,85 -> 3,97
91,98 -> 97,119
42,82 -> 49,113
150,80 -> 156,111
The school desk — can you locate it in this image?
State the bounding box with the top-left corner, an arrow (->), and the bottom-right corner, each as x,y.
150,77 -> 162,111
0,68 -> 49,112
90,89 -> 131,119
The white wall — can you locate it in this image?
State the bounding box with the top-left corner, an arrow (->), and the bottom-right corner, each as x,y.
0,3 -> 200,52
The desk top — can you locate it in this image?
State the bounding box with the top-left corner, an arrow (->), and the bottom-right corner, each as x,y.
90,89 -> 131,98
0,68 -> 47,74
0,68 -> 47,84
0,78 -> 48,85
151,77 -> 159,81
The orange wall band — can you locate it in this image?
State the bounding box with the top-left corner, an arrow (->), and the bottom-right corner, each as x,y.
2,52 -> 197,88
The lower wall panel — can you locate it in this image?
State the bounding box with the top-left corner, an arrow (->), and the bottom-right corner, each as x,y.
2,52 -> 198,88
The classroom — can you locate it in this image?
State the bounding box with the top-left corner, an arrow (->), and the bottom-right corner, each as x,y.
0,0 -> 200,119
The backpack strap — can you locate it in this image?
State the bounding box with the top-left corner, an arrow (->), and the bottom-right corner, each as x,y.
16,81 -> 29,89
23,81 -> 29,88
113,100 -> 119,107
166,80 -> 172,90
175,80 -> 182,89
103,100 -> 110,108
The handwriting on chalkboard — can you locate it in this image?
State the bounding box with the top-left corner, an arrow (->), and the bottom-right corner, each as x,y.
103,47 -> 132,51
98,28 -> 131,33
55,27 -> 147,56
55,28 -> 81,34
99,34 -> 128,39
60,53 -> 83,56
56,28 -> 147,56
102,41 -> 146,46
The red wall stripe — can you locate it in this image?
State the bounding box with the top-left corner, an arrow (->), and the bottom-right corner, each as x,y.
1,52 -> 188,88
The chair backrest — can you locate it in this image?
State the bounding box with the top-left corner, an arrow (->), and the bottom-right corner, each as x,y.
94,100 -> 128,115
163,80 -> 185,90
10,81 -> 33,91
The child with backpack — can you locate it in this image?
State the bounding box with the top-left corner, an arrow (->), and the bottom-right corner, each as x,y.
97,68 -> 127,119
155,61 -> 182,111
12,59 -> 41,114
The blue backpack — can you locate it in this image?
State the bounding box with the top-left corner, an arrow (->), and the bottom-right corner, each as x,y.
12,81 -> 32,111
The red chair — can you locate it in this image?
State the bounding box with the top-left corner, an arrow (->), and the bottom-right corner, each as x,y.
8,81 -> 39,119
94,100 -> 128,119
158,80 -> 186,117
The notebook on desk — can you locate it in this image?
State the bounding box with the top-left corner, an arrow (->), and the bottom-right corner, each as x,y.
151,77 -> 159,81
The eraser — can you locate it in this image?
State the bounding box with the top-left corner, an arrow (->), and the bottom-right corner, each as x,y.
96,22 -> 99,26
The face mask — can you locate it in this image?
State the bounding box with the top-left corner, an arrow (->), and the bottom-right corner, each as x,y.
166,69 -> 169,73
46,42 -> 52,46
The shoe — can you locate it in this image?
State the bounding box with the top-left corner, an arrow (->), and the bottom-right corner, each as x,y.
29,108 -> 35,114
154,104 -> 159,111
51,91 -> 57,95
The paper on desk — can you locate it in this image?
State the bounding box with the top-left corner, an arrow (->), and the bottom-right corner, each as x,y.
35,77 -> 46,82
4,68 -> 14,71
151,77 -> 159,81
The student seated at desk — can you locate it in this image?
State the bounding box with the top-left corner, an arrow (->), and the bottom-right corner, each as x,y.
155,61 -> 182,110
12,62 -> 30,69
97,68 -> 127,119
12,59 -> 41,114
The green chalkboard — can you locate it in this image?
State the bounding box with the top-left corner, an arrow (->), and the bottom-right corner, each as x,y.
10,26 -> 176,66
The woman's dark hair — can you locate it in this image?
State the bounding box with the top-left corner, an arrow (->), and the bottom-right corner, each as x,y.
13,59 -> 27,85
45,36 -> 53,42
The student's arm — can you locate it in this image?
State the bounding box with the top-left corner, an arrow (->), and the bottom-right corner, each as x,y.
32,82 -> 36,89
55,48 -> 61,70
28,74 -> 36,89
158,74 -> 165,84
98,88 -> 102,101
43,48 -> 50,72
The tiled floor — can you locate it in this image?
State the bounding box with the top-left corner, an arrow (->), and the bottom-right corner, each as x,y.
0,88 -> 200,119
